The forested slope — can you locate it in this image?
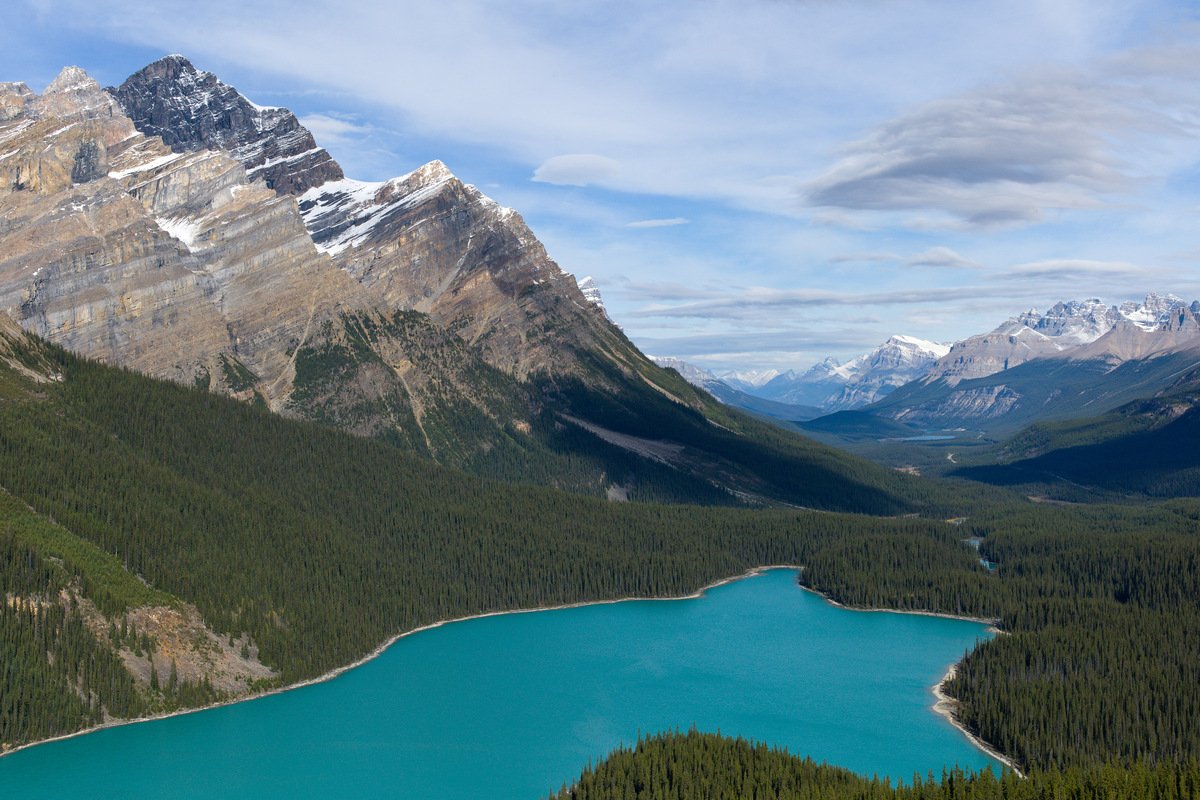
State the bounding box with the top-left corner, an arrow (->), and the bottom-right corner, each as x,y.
550,730 -> 1200,800
1,327 -> 1198,790
0,330 -> 977,751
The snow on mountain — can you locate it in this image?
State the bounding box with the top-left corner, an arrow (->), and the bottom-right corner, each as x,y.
576,276 -> 607,315
1015,298 -> 1116,344
753,335 -> 949,410
929,295 -> 1200,385
716,368 -> 780,390
298,163 -> 455,256
1118,293 -> 1190,331
109,55 -> 343,195
650,356 -> 716,387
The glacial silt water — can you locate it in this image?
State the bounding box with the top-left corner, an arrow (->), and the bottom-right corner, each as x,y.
0,568 -> 999,798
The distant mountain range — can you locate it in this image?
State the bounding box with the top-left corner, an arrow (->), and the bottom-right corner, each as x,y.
660,294 -> 1200,435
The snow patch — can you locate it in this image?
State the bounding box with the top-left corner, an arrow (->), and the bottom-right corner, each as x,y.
155,216 -> 205,252
299,169 -> 453,256
246,146 -> 323,175
109,152 -> 183,179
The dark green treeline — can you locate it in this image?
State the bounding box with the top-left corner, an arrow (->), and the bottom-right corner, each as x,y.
549,730 -> 1200,800
1,338 -> 1199,781
0,342 -> 962,749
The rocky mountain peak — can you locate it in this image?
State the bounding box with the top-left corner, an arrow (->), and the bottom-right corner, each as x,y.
32,66 -> 132,134
109,56 -> 343,195
650,356 -> 716,387
45,65 -> 95,95
0,82 -> 33,121
1018,297 -> 1117,344
576,276 -> 608,316
1119,293 -> 1191,331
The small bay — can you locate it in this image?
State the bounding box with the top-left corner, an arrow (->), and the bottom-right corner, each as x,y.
0,568 -> 998,798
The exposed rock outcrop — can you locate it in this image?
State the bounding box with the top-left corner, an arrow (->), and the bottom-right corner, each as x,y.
1,60 -> 662,465
298,162 -> 629,382
109,55 -> 343,195
0,66 -> 362,399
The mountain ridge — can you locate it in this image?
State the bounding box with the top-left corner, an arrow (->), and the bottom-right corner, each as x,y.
0,57 -> 919,512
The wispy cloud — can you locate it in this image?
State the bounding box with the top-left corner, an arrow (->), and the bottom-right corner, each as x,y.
532,154 -> 620,186
629,286 -> 1011,320
626,217 -> 688,229
298,113 -> 372,147
829,247 -> 981,269
804,39 -> 1200,228
1003,259 -> 1167,281
906,247 -> 981,269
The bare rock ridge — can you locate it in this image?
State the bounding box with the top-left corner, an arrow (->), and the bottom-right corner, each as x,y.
928,295 -> 1200,386
105,55 -> 627,386
297,163 -> 620,381
0,59 -> 682,473
108,55 -> 343,195
862,295 -> 1200,429
0,64 -> 361,400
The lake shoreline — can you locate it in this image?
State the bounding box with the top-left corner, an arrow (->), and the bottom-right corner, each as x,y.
1,564 -> 1017,776
932,665 -> 1024,777
0,564 -> 799,761
796,583 -> 1016,774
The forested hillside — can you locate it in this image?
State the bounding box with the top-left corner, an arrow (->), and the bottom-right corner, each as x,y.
952,390 -> 1200,500
550,730 -> 1200,800
1,327 -> 1198,795
0,329 -> 975,751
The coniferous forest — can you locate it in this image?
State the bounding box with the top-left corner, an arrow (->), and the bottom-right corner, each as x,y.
0,333 -> 1198,800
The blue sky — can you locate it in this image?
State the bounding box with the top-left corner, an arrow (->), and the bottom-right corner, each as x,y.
5,1 -> 1200,373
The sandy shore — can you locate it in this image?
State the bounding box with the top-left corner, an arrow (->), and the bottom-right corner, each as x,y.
797,584 -> 1016,773
2,564 -> 1021,776
798,583 -> 1001,628
933,665 -> 1024,776
0,564 -> 800,761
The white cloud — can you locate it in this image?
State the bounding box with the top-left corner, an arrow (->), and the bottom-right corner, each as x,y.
298,113 -> 371,147
532,154 -> 620,186
804,41 -> 1200,228
906,247 -> 982,269
626,217 -> 688,229
1004,259 -> 1164,280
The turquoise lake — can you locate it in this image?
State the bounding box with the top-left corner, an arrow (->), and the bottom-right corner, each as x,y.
0,568 -> 998,798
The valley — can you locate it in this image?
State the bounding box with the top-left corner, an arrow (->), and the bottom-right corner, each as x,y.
0,51 -> 1197,800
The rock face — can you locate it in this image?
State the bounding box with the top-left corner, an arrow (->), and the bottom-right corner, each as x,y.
0,59 -> 682,472
927,296 -> 1200,385
865,296 -> 1200,430
298,164 -> 627,382
109,55 -> 343,195
0,65 -> 361,397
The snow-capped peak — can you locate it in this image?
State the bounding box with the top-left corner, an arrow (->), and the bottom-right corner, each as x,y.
650,356 -> 716,387
576,276 -> 607,314
1119,293 -> 1189,331
44,66 -> 96,95
717,368 -> 781,388
1013,297 -> 1117,344
887,334 -> 951,358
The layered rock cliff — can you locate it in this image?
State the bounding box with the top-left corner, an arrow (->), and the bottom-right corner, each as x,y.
1,58 -> 906,509
109,55 -> 343,195
0,66 -> 361,397
298,163 -> 628,383
0,62 -> 680,467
